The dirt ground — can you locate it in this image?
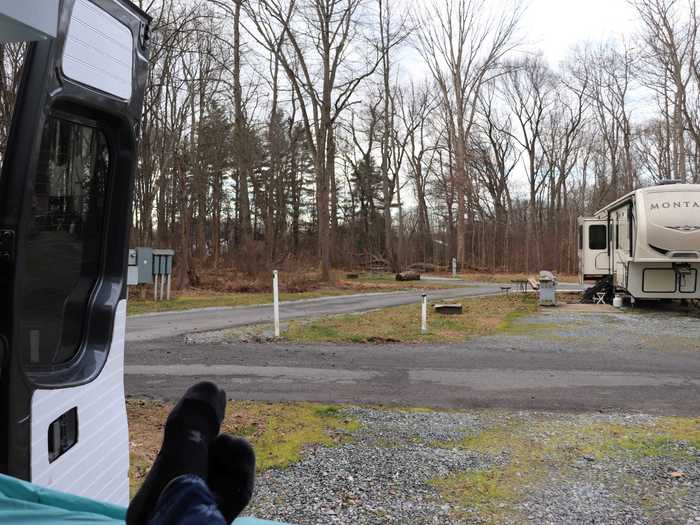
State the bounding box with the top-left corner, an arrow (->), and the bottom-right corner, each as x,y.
127,401 -> 699,524
126,297 -> 700,523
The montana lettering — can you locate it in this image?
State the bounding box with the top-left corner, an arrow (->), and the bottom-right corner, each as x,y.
650,201 -> 700,210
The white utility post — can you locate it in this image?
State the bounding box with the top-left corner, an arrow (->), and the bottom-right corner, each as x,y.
421,294 -> 428,334
273,270 -> 280,338
452,257 -> 457,278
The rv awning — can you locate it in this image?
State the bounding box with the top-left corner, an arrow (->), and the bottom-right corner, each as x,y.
0,1 -> 59,42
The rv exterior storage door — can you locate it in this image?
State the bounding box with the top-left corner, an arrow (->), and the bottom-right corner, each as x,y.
0,0 -> 150,506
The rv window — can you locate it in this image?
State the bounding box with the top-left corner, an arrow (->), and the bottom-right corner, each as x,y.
19,116 -> 109,367
589,225 -> 606,250
615,224 -> 620,249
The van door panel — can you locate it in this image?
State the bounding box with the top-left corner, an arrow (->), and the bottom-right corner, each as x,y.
0,0 -> 150,505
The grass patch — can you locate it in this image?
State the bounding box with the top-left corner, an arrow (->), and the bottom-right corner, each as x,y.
283,294 -> 538,343
127,399 -> 359,496
578,417 -> 700,459
430,414 -> 700,524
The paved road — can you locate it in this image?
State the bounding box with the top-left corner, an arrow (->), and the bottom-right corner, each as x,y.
125,335 -> 700,416
127,282 -> 585,342
127,281 -> 682,416
127,285 -> 505,342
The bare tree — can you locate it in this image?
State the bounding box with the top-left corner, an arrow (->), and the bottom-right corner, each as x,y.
634,0 -> 699,181
413,0 -> 522,269
377,0 -> 409,271
571,42 -> 636,198
0,43 -> 25,170
398,81 -> 439,261
475,81 -> 519,271
246,0 -> 391,280
499,55 -> 553,272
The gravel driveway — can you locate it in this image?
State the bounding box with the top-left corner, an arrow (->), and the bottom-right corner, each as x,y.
246,407 -> 700,525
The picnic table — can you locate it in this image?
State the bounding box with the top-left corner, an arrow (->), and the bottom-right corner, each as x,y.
510,279 -> 529,292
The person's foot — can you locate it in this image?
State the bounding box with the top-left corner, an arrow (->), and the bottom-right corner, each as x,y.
208,434 -> 256,523
126,381 -> 227,525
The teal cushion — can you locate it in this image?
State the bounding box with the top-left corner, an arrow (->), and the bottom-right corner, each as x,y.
0,474 -> 288,525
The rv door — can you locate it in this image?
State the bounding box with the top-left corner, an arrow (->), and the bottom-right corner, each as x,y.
0,0 -> 150,505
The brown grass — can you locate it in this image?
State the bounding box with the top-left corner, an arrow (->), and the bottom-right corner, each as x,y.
455,271 -> 579,284
284,294 -> 539,343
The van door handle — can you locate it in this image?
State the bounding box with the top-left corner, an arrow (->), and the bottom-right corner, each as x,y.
48,407 -> 78,463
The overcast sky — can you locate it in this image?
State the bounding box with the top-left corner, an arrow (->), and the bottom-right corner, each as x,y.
521,0 -> 638,65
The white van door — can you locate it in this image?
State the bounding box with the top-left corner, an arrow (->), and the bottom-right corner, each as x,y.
0,0 -> 151,506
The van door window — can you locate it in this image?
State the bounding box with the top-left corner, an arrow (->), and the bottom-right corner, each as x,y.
19,116 -> 109,366
0,43 -> 25,174
589,224 -> 607,250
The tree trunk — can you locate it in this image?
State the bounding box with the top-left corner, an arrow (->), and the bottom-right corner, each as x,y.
233,0 -> 250,244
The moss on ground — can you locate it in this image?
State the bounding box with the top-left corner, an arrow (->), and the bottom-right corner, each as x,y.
577,417 -> 700,459
239,403 -> 360,471
127,400 -> 359,494
284,294 -> 539,343
429,414 -> 700,524
496,318 -> 586,336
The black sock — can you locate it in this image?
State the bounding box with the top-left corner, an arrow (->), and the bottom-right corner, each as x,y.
208,434 -> 256,523
127,381 -> 227,525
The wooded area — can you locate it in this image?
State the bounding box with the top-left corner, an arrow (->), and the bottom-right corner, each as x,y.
1,0 -> 699,285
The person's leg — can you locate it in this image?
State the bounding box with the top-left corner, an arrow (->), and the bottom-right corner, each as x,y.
147,474 -> 227,525
208,434 -> 256,523
127,381 -> 227,525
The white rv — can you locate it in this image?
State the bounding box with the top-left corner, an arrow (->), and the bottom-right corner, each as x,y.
579,183 -> 700,300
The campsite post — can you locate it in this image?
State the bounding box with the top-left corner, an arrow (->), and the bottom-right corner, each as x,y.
273,270 -> 280,337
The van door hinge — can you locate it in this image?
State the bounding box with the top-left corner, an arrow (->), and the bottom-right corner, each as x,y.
0,230 -> 15,267
0,229 -> 15,264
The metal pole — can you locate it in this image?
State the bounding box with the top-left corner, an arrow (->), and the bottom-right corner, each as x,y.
166,273 -> 172,301
160,270 -> 165,300
421,294 -> 428,334
153,274 -> 158,301
273,270 -> 280,338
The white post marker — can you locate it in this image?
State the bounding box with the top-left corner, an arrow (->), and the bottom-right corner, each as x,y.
153,273 -> 158,301
166,274 -> 172,301
421,294 -> 428,334
273,270 -> 280,338
452,257 -> 457,278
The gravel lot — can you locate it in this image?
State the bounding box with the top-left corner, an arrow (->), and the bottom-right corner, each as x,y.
483,303 -> 700,354
246,407 -> 700,525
